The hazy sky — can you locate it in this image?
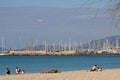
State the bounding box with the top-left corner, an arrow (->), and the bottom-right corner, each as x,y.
0,0 -> 119,49
0,0 -> 108,8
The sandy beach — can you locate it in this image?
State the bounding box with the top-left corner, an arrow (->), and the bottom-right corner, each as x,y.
0,69 -> 120,80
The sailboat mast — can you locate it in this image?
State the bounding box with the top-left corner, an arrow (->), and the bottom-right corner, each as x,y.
1,36 -> 4,53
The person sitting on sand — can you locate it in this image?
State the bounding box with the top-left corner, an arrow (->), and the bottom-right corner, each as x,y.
15,67 -> 21,74
98,67 -> 102,71
21,70 -> 25,74
91,65 -> 98,71
6,68 -> 10,75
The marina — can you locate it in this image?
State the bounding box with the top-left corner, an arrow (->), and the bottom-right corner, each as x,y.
0,35 -> 120,55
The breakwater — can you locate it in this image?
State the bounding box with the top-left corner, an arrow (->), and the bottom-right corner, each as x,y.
5,50 -> 80,55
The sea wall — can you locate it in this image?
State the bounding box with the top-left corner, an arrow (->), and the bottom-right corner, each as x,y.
5,50 -> 80,55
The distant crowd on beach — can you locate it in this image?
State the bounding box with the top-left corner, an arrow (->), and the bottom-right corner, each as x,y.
5,67 -> 60,75
6,67 -> 25,75
5,65 -> 102,75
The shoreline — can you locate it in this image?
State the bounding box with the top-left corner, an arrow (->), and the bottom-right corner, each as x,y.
0,68 -> 120,80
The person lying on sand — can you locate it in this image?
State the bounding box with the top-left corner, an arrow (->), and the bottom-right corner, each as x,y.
40,69 -> 60,74
48,69 -> 60,73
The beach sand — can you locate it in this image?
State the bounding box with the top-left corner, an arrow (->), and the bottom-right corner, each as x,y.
0,69 -> 120,80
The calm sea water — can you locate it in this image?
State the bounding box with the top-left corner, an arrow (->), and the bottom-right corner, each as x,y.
0,55 -> 120,75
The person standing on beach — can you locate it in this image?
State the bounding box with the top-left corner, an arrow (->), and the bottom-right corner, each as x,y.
6,68 -> 10,75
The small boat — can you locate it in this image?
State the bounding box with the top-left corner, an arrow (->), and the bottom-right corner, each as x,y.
0,53 -> 5,55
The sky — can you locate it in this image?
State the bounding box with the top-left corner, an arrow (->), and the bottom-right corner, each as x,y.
0,0 -> 108,8
0,0 -> 119,49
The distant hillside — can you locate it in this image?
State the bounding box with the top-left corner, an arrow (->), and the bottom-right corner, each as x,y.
82,35 -> 120,49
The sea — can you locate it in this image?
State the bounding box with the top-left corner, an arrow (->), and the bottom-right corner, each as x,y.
0,55 -> 120,75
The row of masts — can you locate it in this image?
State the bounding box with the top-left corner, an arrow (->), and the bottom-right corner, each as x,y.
1,36 -> 120,54
25,39 -> 80,52
24,37 -> 120,53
